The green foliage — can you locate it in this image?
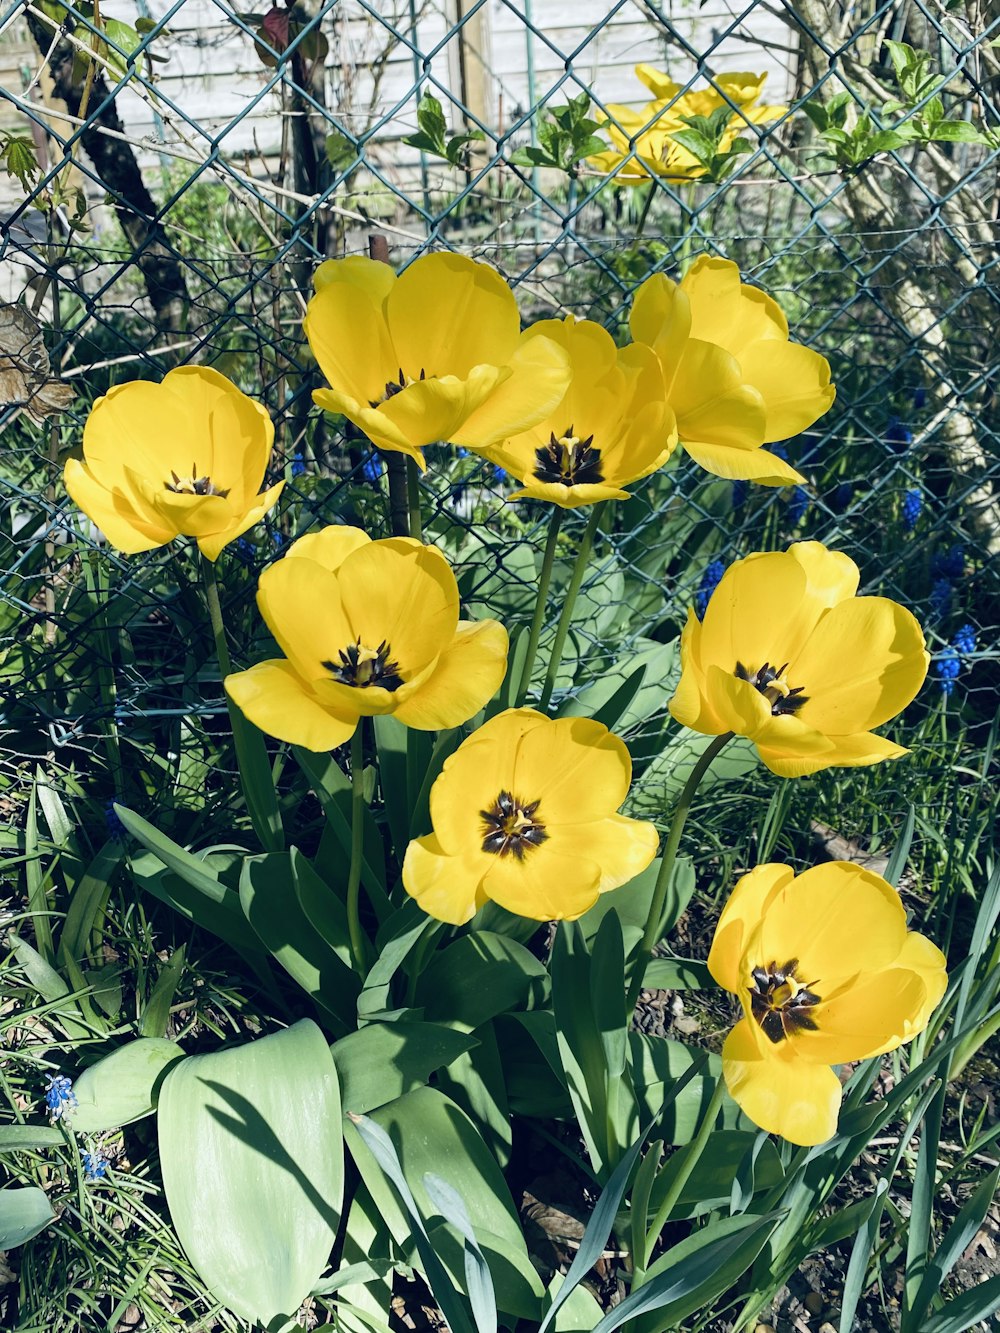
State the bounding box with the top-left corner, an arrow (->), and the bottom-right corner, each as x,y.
669,104 -> 753,182
405,92 -> 485,167
510,92 -> 607,175
0,132 -> 40,190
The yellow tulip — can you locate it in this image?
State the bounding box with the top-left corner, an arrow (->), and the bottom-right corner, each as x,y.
708,861 -> 947,1145
592,69 -> 787,185
669,542 -> 929,776
473,317 -> 678,507
63,366 -> 283,560
303,253 -> 571,469
225,526 -> 508,751
630,256 -> 835,485
403,708 -> 658,924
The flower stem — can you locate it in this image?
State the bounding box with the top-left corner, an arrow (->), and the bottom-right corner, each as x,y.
200,550 -> 284,852
625,731 -> 732,1012
515,506 -> 564,706
638,1073 -> 726,1277
538,502 -> 605,711
406,456 -> 423,541
346,723 -> 368,974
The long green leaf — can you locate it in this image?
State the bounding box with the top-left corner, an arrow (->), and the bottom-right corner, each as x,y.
920,1274 -> 1000,1333
158,1019 -> 343,1326
73,1037 -> 185,1132
58,839 -> 123,965
332,1021 -> 477,1115
115,806 -> 225,901
0,1186 -> 56,1249
24,781 -> 54,963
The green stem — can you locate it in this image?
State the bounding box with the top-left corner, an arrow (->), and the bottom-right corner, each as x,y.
638,1074 -> 727,1279
677,182 -> 697,276
346,724 -> 368,974
538,502 -> 605,711
86,551 -> 125,798
626,732 -> 732,1011
406,456 -> 423,541
200,551 -> 284,852
515,506 -> 564,706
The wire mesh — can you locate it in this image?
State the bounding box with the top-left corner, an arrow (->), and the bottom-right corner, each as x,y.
0,0 -> 997,845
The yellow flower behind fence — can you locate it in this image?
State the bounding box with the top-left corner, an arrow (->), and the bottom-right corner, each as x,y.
304,252 -> 571,469
403,707 -> 659,924
708,861 -> 947,1145
590,69 -> 787,184
63,366 -> 284,560
472,316 -> 678,508
630,256 -> 835,486
669,541 -> 929,776
225,525 -> 508,750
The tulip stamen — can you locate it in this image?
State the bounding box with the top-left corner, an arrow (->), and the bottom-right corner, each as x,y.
480,790 -> 548,860
735,661 -> 809,716
534,427 -> 605,487
749,959 -> 821,1044
369,367 -> 428,408
165,464 -> 230,499
323,638 -> 404,690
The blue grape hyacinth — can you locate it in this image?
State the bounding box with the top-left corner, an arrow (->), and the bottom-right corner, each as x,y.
953,623 -> 977,656
935,647 -> 961,696
901,489 -> 922,531
694,559 -> 726,620
44,1073 -> 77,1123
82,1151 -> 109,1181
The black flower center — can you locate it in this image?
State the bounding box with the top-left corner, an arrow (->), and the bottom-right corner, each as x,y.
369,366 -> 428,408
533,427 -> 605,487
734,661 -> 809,716
323,638 -> 404,690
749,958 -> 821,1044
480,790 -> 548,859
165,463 -> 230,498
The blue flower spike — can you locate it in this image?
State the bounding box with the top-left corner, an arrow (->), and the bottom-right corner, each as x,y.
82,1150 -> 109,1181
953,623 -> 977,656
901,489 -> 922,532
44,1073 -> 77,1123
694,559 -> 726,620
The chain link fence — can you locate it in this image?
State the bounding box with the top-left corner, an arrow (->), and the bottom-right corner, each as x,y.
1,0 -> 998,864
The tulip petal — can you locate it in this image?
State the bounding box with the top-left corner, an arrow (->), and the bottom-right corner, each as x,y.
737,340 -> 836,443
196,481 -> 284,562
629,274 -> 691,378
565,814 -> 659,894
682,440 -> 805,486
681,257 -> 787,355
672,341 -> 768,450
386,253 -> 521,377
393,619 -> 509,731
787,542 -> 860,607
225,659 -> 357,751
700,550 -> 825,680
403,834 -> 487,926
515,715 -> 634,825
754,862 -> 908,987
455,332 -> 574,450
483,841 -> 602,922
377,367 -> 509,457
311,388 -> 428,465
285,525 -> 372,571
313,254 -> 396,302
668,611 -> 726,734
257,558 -> 353,685
338,540 -> 459,675
707,863 -> 795,993
795,597 -> 928,735
63,458 -> 173,553
508,481 -> 633,508
164,366 -> 274,503
759,730 -> 908,776
722,1018 -> 842,1146
797,966 -> 936,1065
304,275 -> 397,408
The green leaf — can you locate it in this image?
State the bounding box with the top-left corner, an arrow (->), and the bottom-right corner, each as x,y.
914,1166 -> 1000,1321
325,130 -> 357,172
0,1126 -> 65,1152
630,732 -> 757,814
647,1130 -> 782,1221
599,1212 -> 784,1332
10,934 -> 69,1002
801,100 -> 830,132
641,956 -> 713,990
423,1174 -> 498,1333
58,839 -> 123,966
115,806 -> 225,901
630,1032 -> 747,1144
332,1021 -> 477,1114
23,782 -> 53,963
416,931 -> 548,1031
920,1274 -> 1000,1333
2,135 -> 40,188
0,1186 -> 56,1249
346,1087 -> 544,1319
139,945 -> 186,1039
73,1037 -> 185,1131
415,92 -> 448,151
291,848 -> 355,969
239,853 -> 360,1031
930,120 -> 984,143
158,1019 -> 343,1326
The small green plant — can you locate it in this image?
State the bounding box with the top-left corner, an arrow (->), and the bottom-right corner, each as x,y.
669,104 -> 753,183
510,91 -> 607,176
404,92 -> 486,167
